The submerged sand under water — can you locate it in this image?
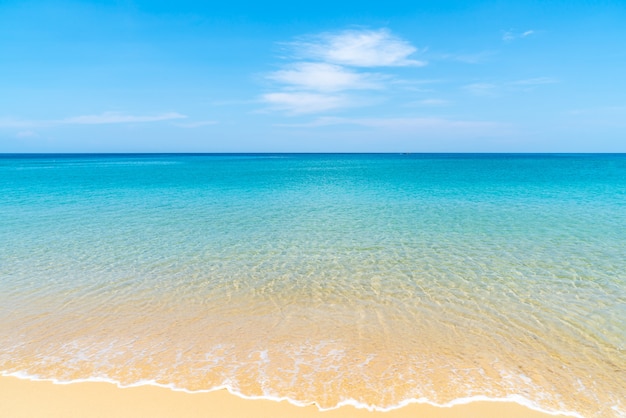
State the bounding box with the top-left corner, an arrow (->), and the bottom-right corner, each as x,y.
1,154 -> 625,417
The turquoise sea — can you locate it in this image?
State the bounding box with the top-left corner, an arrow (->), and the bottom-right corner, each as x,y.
0,154 -> 624,417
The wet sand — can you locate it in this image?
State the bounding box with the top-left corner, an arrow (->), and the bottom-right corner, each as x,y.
0,375 -> 564,418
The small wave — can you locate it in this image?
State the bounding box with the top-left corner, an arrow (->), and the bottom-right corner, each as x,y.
1,370 -> 585,418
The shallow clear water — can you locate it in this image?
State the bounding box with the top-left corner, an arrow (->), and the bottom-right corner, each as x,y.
1,154 -> 624,417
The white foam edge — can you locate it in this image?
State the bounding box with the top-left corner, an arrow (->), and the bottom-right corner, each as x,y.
1,370 -> 584,418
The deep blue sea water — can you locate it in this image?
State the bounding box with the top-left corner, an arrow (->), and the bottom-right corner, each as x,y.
1,154 -> 624,417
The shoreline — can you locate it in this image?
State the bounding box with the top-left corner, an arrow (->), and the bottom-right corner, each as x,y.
0,375 -> 576,418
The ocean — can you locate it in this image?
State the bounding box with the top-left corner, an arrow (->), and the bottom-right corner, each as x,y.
0,154 -> 624,417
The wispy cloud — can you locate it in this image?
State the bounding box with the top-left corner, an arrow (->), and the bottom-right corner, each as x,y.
262,28 -> 423,115
503,29 -> 535,42
291,29 -> 425,67
464,77 -> 558,96
267,62 -> 384,92
277,116 -> 505,136
173,120 -> 218,128
0,112 -> 187,128
60,112 -> 186,125
512,77 -> 558,85
262,92 -> 351,114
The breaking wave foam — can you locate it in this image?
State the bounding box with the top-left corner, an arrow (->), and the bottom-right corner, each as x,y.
2,370 -> 586,418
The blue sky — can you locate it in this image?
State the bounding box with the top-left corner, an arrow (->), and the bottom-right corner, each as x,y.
1,0 -> 625,152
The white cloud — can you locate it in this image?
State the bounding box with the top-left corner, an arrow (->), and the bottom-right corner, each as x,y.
293,29 -> 425,67
61,112 -> 186,124
1,112 -> 187,128
267,62 -> 383,92
277,116 -> 505,136
261,28 -> 426,115
512,77 -> 558,85
174,120 -> 218,128
463,78 -> 557,96
503,29 -> 536,42
502,31 -> 515,42
262,92 -> 350,114
324,117 -> 498,130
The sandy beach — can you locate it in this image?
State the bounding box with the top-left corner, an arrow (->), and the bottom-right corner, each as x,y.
0,375 -> 565,418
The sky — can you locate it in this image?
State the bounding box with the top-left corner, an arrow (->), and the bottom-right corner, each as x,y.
1,0 -> 625,152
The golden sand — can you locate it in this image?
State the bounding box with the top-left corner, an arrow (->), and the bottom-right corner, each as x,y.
0,375 -> 561,418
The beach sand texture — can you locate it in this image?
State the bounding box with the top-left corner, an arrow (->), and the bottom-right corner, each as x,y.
0,376 -> 561,418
